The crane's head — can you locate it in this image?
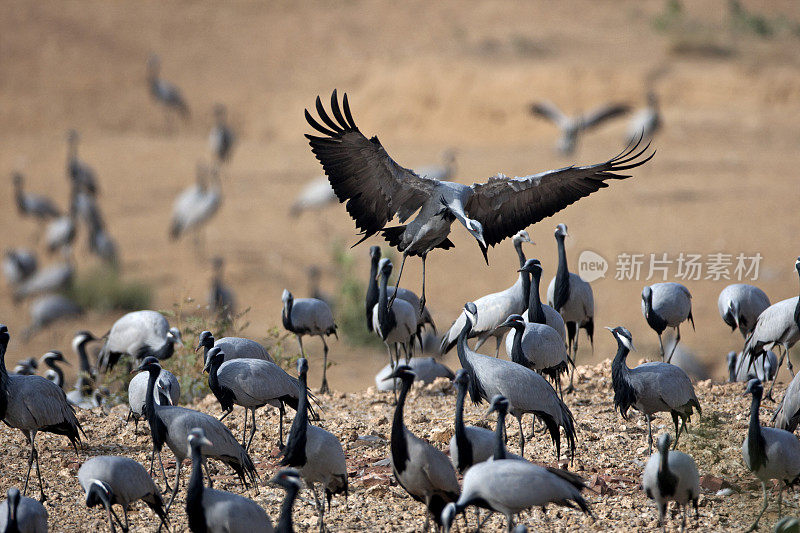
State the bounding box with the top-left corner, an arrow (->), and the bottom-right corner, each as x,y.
745,378 -> 763,398
554,223 -> 568,239
641,285 -> 653,311
297,357 -> 309,376
385,364 -> 415,385
6,488 -> 19,514
656,433 -> 671,454
453,368 -> 469,388
0,324 -> 9,348
465,218 -> 488,262
187,427 -> 213,449
497,314 -> 525,331
727,300 -> 740,331
463,302 -> 478,326
85,480 -> 112,509
72,330 -> 97,351
203,347 -> 225,373
518,258 -> 542,276
795,256 -> 800,275
512,230 -> 532,246
270,468 -> 303,491
167,327 -> 182,346
369,245 -> 381,260
376,258 -> 392,280
41,350 -> 68,367
196,330 -> 214,353
605,326 -> 635,352
281,289 -> 293,305
487,395 -> 510,416
441,503 -> 457,533
134,356 -> 161,374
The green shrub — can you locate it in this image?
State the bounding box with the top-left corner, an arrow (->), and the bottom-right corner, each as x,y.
64,266 -> 151,312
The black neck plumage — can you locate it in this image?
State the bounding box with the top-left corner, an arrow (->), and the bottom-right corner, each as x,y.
611,340 -> 636,419
390,377 -> 412,474
366,256 -> 380,332
553,236 -> 570,312
456,318 -> 483,404
453,382 -> 472,472
747,391 -> 767,471
186,442 -> 208,533
281,368 -> 309,467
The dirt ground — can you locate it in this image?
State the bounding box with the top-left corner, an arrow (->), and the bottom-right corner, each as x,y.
0,360 -> 791,532
0,1 -> 799,529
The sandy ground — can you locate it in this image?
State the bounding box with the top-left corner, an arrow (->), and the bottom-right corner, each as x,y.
0,2 -> 799,528
0,360 -> 791,532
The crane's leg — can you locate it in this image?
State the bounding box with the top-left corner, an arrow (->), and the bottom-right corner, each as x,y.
516,415 -> 525,457
658,333 -> 665,361
320,336 -> 330,394
423,495 -> 432,533
746,482 -> 769,532
296,335 -> 305,358
158,451 -> 172,493
219,408 -> 232,422
778,485 -> 783,519
785,343 -> 795,377
277,403 -> 286,449
241,408 -> 249,446
123,506 -> 130,532
204,459 -> 214,489
767,346 -> 787,401
106,501 -> 118,533
666,326 -> 680,364
419,253 -> 427,313
680,504 -> 686,533
646,415 -> 654,454
672,411 -> 682,448
165,461 -> 182,512
657,501 -> 666,529
505,512 -> 514,532
246,408 -> 258,451
494,335 -> 502,358
389,253 -> 408,310
565,323 -> 577,394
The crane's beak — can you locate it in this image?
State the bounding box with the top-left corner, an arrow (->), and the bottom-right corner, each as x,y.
201,437 -> 213,447
194,344 -> 202,353
62,359 -> 72,366
203,360 -> 212,374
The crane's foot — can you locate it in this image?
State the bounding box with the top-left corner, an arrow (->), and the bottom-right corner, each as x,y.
564,384 -> 575,395
319,380 -> 330,395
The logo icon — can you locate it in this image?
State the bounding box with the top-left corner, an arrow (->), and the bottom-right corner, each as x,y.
578,250 -> 608,282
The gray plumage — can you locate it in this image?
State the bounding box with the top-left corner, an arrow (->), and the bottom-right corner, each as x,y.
450,371 -> 523,475
306,90 -> 651,312
2,248 -> 37,286
88,224 -> 118,266
387,366 -> 459,531
78,456 -> 168,531
185,428 -> 272,533
146,54 -> 189,116
128,368 -> 180,423
625,91 -> 661,145
530,100 -> 630,155
501,314 -> 569,393
727,350 -> 776,383
12,262 -> 73,301
281,289 -> 337,393
742,259 -> 800,398
662,337 -> 711,382
642,433 -> 699,532
455,303 -> 576,460
205,347 -> 304,451
196,330 -> 274,364
375,357 -> 453,391
209,104 -> 235,164
718,283 -> 770,338
743,379 -> 800,531
44,214 -> 75,254
66,130 -> 98,195
609,326 -> 700,454
0,488 -> 48,533
208,257 -> 235,321
773,369 -> 800,433
13,357 -> 39,376
547,223 -> 594,391
135,358 -> 257,510
280,359 -> 347,532
372,258 -> 418,372
441,231 -> 532,357
23,295 -> 82,340
441,459 -> 591,532
13,173 -> 61,221
0,325 -> 83,502
169,164 -> 221,241
641,282 -> 694,363
289,177 -> 338,217
97,310 -> 182,372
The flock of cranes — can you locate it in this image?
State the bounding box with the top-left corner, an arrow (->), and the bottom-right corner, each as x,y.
0,79 -> 798,533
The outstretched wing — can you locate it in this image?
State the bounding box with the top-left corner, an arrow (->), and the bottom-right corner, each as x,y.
581,103 -> 630,129
305,90 -> 438,241
465,140 -> 653,248
529,101 -> 568,127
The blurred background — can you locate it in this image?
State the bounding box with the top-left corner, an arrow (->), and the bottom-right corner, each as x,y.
1,0 -> 799,391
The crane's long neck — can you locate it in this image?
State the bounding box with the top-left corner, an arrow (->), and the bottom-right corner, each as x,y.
7,498 -> 18,531
453,382 -> 470,470
281,368 -> 308,467
509,323 -> 527,367
145,369 -> 159,426
186,442 -> 206,532
554,236 -> 570,312
366,256 -> 380,331
390,377 -> 412,473
611,339 -> 636,417
527,270 -> 546,324
794,265 -> 800,330
0,341 -> 9,419
514,241 -> 526,269
492,407 -> 508,461
656,444 -> 677,497
76,341 -> 92,374
377,272 -> 395,338
456,317 -> 481,403
276,483 -> 299,533
50,362 -> 65,389
282,299 -> 293,331
748,390 -> 767,470
207,360 -> 222,398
